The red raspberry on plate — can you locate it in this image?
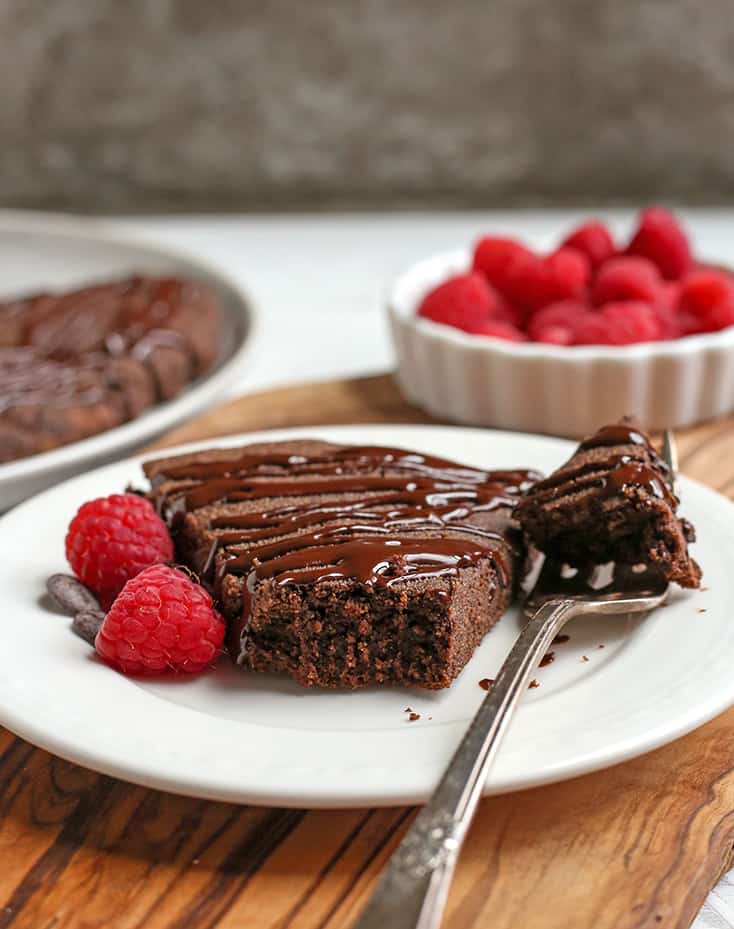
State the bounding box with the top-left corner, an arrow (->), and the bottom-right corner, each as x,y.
592,256 -> 663,306
575,302 -> 661,345
527,300 -> 588,342
470,319 -> 526,341
66,493 -> 174,608
417,272 -> 500,332
678,269 -> 734,334
561,221 -> 616,269
626,207 -> 692,280
95,564 -> 225,675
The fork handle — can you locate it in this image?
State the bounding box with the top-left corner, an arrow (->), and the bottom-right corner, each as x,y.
351,598 -> 582,929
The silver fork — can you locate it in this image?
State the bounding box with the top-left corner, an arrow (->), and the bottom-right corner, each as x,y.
351,431 -> 677,929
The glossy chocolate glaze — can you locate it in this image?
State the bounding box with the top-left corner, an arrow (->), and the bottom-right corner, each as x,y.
531,423 -> 675,506
152,444 -> 538,658
578,423 -> 652,450
159,445 -> 522,484
604,460 -> 676,505
580,423 -> 676,506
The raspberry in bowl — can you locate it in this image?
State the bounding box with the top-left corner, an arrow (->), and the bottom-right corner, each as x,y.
388,208 -> 734,436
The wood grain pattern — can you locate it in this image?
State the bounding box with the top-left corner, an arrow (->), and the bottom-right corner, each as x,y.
3,373 -> 734,929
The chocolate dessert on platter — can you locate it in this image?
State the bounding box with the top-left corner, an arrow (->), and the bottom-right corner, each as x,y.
1,275 -> 223,463
515,420 -> 701,588
143,441 -> 539,689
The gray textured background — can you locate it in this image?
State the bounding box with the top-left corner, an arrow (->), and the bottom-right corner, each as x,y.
2,0 -> 733,212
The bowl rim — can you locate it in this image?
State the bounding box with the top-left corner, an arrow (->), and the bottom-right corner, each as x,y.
387,246 -> 734,361
0,211 -> 258,486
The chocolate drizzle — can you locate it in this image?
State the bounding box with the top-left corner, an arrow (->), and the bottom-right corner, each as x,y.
580,424 -> 676,506
530,422 -> 676,506
578,423 -> 651,451
149,444 -> 539,662
603,460 -> 675,505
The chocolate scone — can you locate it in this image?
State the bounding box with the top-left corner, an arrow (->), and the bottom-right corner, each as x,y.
515,420 -> 700,587
0,275 -> 223,464
144,441 -> 539,689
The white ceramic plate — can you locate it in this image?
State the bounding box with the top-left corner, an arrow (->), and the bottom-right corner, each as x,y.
0,424 -> 727,808
0,211 -> 256,510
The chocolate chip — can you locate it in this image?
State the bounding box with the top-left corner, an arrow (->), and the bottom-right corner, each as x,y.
72,610 -> 105,646
47,574 -> 100,616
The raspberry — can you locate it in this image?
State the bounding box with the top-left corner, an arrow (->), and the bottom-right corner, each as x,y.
417,272 -> 500,332
575,302 -> 661,345
678,269 -> 734,315
533,325 -> 575,346
697,301 -> 734,332
95,564 -> 225,675
477,245 -> 589,312
657,281 -> 680,312
466,291 -> 526,329
65,493 -> 174,608
678,269 -> 734,334
470,319 -> 526,342
561,221 -> 616,269
572,314 -> 611,346
653,283 -> 681,339
591,256 -> 663,306
491,300 -> 526,329
500,254 -> 547,309
472,236 -> 535,295
653,305 -> 680,340
626,207 -> 692,280
527,300 -> 588,342
537,248 -> 591,306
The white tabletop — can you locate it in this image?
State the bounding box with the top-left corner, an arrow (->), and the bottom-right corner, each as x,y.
112,209 -> 734,929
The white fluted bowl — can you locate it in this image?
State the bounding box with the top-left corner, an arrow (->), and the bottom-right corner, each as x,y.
388,248 -> 734,437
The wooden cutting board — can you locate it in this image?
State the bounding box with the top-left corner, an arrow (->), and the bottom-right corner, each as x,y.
4,373 -> 734,929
